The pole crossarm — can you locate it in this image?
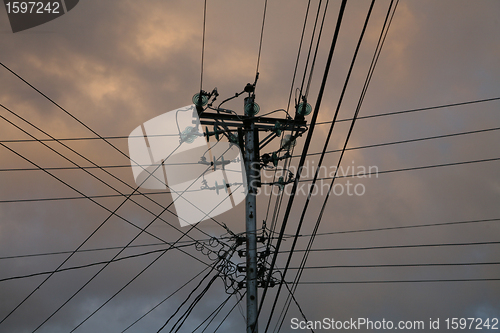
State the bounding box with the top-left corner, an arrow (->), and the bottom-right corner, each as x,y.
199,112 -> 307,131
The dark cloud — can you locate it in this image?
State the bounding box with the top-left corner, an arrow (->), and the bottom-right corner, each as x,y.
0,0 -> 499,332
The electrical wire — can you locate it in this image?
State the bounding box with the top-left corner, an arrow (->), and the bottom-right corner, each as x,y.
0,63 -> 238,327
270,3 -> 377,331
281,261 -> 500,270
0,103 -> 233,234
0,109 -> 234,328
315,96 -> 500,126
3,217 -> 496,262
258,2 -> 349,332
0,116 -> 233,330
120,264 -> 213,332
2,125 -> 499,176
212,291 -> 246,333
297,156 -> 500,182
1,96 -> 497,144
0,246 -> 197,283
292,217 -> 500,238
65,184 -> 243,332
279,240 -> 500,253
192,292 -> 236,333
155,268 -> 219,333
200,0 -> 207,91
276,2 -> 400,330
295,278 -> 500,284
255,0 -> 268,78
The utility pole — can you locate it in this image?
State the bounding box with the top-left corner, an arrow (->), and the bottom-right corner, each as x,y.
195,85 -> 308,332
244,96 -> 259,333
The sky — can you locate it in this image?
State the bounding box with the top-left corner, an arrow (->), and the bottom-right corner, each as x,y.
0,0 -> 499,332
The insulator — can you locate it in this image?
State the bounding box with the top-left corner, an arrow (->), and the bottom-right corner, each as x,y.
180,126 -> 196,144
244,101 -> 260,116
296,102 -> 312,116
192,92 -> 209,107
281,134 -> 297,150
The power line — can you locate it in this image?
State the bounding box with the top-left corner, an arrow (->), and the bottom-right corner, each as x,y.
270,2 -> 377,332
0,103 -> 232,235
293,126 -> 500,158
40,182 -> 242,332
294,217 -> 500,238
276,2 -> 400,331
67,181 -> 243,331
259,1 -> 349,332
0,192 -> 172,204
294,278 -> 500,284
315,96 -> 500,125
213,291 -> 247,333
297,156 -> 500,182
3,217 -> 496,262
0,241 -> 209,260
0,64 -> 237,326
282,261 -> 500,270
0,246 -> 190,283
0,107 -> 232,328
200,0 -> 207,90
121,265 -> 213,332
156,272 -> 219,332
1,96 -> 497,144
0,107 -> 226,309
255,0 -> 268,77
35,199 -> 204,332
1,126 -> 499,175
192,292 -> 236,333
279,240 -> 500,254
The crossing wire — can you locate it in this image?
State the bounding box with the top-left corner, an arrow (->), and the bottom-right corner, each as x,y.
257,1 -> 349,332
262,0 -> 327,300
3,242 -> 498,284
212,291 -> 247,333
286,0 -> 400,318
0,64 -> 238,327
0,104 -> 231,236
121,264 -> 214,332
265,0 -> 331,261
282,261 -> 500,270
155,268 -> 220,333
255,0 -> 268,78
0,110 -> 233,330
264,0 -> 332,244
0,106 -> 232,328
0,245 -> 195,283
2,125 -> 498,203
200,0 -> 207,90
315,96 -> 500,126
192,291 -> 236,333
295,278 -> 500,284
279,240 -> 500,253
64,184 -> 244,332
271,1 -> 379,331
1,96 -> 497,144
261,0 -> 312,255
297,156 -> 500,181
3,216 -> 497,262
263,0 -> 312,232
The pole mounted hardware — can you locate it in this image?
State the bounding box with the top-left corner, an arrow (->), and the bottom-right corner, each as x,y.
195,82 -> 310,333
